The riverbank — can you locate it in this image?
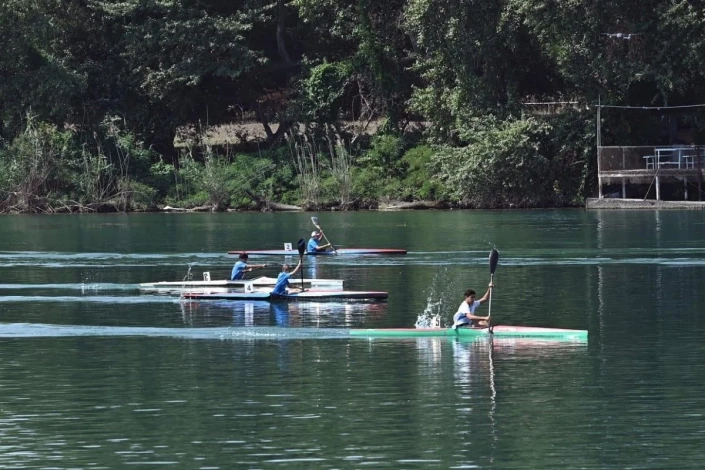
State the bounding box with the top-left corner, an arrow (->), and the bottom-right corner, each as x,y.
0,198 -> 581,214
586,198 -> 705,210
160,200 -> 450,213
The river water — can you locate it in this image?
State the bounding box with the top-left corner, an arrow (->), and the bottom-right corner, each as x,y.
1,210 -> 704,468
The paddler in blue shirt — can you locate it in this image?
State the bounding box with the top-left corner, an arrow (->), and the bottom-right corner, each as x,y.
307,231 -> 331,253
272,260 -> 302,294
230,253 -> 267,280
452,283 -> 494,329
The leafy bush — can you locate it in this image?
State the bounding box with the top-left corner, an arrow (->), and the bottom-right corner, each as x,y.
0,118 -> 73,211
350,166 -> 384,202
399,145 -> 445,200
359,134 -> 407,179
298,61 -> 354,122
148,159 -> 178,201
432,116 -> 553,208
115,180 -> 158,211
544,109 -> 596,205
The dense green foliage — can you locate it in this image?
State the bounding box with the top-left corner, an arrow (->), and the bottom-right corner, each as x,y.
1,0 -> 705,212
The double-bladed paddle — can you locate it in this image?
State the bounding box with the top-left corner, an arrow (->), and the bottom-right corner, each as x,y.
488,248 -> 499,333
311,216 -> 337,253
297,238 -> 306,291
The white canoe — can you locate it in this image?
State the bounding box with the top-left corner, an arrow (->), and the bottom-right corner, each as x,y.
139,276 -> 344,290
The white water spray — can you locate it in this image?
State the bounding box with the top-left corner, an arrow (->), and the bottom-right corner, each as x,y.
414,267 -> 458,328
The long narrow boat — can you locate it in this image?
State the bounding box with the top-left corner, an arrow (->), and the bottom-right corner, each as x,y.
227,248 -> 407,256
140,276 -> 343,289
181,290 -> 389,301
349,325 -> 587,340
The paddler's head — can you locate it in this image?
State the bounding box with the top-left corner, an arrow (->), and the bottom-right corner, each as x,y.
281,263 -> 290,272
464,289 -> 476,304
239,253 -> 249,261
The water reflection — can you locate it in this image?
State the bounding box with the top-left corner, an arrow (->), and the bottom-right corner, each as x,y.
177,299 -> 389,328
178,300 -> 271,327
305,255 -> 319,280
451,337 -> 588,406
271,302 -> 289,326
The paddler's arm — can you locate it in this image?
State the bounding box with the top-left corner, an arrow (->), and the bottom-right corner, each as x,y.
465,313 -> 490,322
289,260 -> 302,275
317,230 -> 331,250
478,282 -> 495,303
247,263 -> 268,271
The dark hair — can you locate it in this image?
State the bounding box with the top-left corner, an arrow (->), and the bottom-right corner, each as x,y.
464,289 -> 476,298
239,253 -> 249,261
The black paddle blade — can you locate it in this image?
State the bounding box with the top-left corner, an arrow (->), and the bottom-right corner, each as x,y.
489,248 -> 499,274
297,238 -> 306,256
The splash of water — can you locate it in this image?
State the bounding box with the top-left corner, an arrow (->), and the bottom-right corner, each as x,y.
182,263 -> 196,283
80,276 -> 103,294
177,263 -> 198,301
414,267 -> 458,328
414,298 -> 443,328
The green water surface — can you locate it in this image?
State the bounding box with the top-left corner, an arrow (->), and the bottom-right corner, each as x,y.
1,210 -> 704,468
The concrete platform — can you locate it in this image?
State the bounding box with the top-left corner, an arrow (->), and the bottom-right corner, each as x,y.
586,198 -> 705,210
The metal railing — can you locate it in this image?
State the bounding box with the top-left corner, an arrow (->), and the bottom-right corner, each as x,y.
598,146 -> 704,172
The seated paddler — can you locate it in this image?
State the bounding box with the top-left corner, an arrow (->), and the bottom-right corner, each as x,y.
231,253 -> 267,280
272,260 -> 302,295
452,283 -> 494,329
307,231 -> 331,253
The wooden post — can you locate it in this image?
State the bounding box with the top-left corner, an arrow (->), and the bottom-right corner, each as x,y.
597,101 -> 603,198
684,178 -> 688,200
621,148 -> 626,198
599,175 -> 603,199
698,145 -> 702,202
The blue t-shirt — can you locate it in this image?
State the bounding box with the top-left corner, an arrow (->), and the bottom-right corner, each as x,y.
307,237 -> 320,253
272,271 -> 292,294
231,261 -> 247,280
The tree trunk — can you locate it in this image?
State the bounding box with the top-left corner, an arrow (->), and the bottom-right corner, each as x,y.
245,190 -> 302,211
378,200 -> 449,210
256,106 -> 293,148
276,0 -> 293,65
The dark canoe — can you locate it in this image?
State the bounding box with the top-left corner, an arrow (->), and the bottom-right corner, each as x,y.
181,290 -> 389,301
227,248 -> 407,256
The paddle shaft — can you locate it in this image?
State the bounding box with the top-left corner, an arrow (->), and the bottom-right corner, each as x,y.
488,273 -> 494,318
488,248 -> 499,333
300,256 -> 305,290
312,217 -> 337,253
322,233 -> 336,252
297,238 -> 306,291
